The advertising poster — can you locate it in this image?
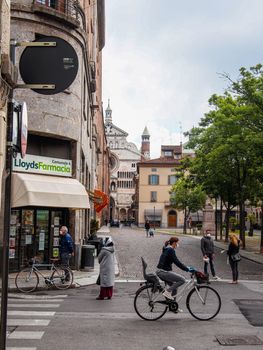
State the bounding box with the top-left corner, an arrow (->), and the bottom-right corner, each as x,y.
54,227 -> 60,236
9,238 -> 16,248
10,215 -> 17,225
54,217 -> 60,226
25,235 -> 32,245
10,226 -> 16,237
53,248 -> 59,258
39,230 -> 45,251
53,237 -> 60,247
9,249 -> 15,259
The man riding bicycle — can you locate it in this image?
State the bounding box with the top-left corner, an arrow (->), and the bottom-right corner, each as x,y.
156,236 -> 195,300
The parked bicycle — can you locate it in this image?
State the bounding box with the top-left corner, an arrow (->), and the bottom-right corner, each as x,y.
134,258 -> 221,321
15,258 -> 74,293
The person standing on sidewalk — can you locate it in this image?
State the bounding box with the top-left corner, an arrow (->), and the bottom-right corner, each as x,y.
59,226 -> 74,267
145,220 -> 150,237
96,237 -> 115,300
227,231 -> 241,284
201,229 -> 220,280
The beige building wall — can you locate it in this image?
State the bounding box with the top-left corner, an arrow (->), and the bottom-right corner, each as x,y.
138,166 -> 184,228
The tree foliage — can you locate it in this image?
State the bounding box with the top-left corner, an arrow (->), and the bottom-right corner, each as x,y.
185,65 -> 263,247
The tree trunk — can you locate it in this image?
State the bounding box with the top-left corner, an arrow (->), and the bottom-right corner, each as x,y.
239,201 -> 246,249
183,208 -> 187,234
220,198 -> 223,240
215,197 -> 218,241
225,205 -> 230,242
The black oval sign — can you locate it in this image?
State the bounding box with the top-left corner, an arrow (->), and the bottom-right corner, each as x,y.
19,36 -> 78,95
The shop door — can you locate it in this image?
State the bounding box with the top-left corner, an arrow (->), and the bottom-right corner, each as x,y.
36,210 -> 50,263
168,212 -> 177,227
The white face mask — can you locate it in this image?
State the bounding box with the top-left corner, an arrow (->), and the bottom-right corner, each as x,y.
206,233 -> 211,237
176,243 -> 179,248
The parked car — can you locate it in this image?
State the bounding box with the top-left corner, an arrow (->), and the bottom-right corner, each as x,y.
110,219 -> 120,227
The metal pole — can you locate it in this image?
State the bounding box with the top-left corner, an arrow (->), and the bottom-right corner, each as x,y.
0,39 -> 16,350
153,206 -> 155,230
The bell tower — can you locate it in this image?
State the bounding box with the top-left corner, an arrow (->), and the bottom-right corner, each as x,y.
105,99 -> 112,124
141,126 -> 150,160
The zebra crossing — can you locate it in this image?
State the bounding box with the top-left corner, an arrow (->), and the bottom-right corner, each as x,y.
6,294 -> 68,350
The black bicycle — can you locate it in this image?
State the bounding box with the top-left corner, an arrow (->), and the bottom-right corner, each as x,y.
134,258 -> 221,321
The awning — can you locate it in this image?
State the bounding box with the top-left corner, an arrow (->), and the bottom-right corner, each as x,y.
11,173 -> 90,209
144,209 -> 162,220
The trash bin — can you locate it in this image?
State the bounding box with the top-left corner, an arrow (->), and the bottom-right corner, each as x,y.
81,245 -> 95,271
87,238 -> 103,256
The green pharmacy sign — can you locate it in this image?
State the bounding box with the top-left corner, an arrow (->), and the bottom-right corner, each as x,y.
13,154 -> 72,177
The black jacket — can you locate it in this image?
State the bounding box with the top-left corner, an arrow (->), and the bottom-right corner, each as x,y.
157,247 -> 188,272
227,242 -> 240,257
201,236 -> 215,255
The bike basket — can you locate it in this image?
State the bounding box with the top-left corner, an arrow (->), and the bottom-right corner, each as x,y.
196,271 -> 209,284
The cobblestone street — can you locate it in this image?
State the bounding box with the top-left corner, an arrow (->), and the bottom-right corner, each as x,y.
110,226 -> 263,281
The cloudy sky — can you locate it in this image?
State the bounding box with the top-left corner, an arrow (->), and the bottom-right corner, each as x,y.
102,0 -> 263,158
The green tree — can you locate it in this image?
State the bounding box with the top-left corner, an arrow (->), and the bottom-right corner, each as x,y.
170,177 -> 206,234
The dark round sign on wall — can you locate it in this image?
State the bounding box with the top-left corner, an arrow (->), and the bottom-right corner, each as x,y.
19,36 -> 78,95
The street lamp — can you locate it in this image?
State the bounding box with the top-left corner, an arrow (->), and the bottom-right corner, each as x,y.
153,206 -> 156,230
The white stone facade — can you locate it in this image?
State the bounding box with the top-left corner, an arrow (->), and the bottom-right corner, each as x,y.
105,104 -> 141,222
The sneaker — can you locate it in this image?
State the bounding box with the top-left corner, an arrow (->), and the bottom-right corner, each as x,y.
212,276 -> 221,280
175,308 -> 183,313
162,290 -> 174,300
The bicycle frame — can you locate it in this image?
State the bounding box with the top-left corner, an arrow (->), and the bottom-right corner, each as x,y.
30,263 -> 56,281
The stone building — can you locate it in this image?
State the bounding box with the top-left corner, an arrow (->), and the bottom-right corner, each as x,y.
3,0 -> 108,271
105,102 -> 142,223
137,144 -> 185,228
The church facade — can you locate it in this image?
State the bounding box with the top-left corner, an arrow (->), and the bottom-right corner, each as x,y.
104,102 -> 147,223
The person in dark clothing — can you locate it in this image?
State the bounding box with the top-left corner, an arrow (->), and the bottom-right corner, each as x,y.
156,236 -> 194,300
145,220 -> 150,237
201,229 -> 220,280
59,226 -> 74,267
227,232 -> 241,284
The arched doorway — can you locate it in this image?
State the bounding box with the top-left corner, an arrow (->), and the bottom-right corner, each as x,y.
168,210 -> 177,227
119,208 -> 127,222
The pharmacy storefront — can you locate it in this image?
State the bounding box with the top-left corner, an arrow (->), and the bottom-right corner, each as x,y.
10,154 -> 90,271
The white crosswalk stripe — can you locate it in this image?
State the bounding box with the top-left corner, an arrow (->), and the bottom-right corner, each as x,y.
7,348 -> 37,350
6,295 -> 67,349
8,303 -> 60,308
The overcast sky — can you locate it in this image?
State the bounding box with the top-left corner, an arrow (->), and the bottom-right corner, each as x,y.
102,0 -> 263,158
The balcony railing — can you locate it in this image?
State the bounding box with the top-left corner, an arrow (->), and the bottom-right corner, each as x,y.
32,0 -> 81,26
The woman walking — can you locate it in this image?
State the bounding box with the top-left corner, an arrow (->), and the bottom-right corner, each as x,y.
96,237 -> 115,300
227,232 -> 241,284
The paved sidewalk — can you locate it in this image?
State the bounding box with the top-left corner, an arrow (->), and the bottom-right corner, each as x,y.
156,228 -> 263,265
1,226 -> 119,292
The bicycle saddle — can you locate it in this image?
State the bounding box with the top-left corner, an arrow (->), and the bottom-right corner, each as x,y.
141,257 -> 159,284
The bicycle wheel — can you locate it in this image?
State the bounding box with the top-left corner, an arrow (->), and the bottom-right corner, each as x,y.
51,267 -> 73,290
186,285 -> 221,320
15,268 -> 39,293
134,285 -> 168,321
